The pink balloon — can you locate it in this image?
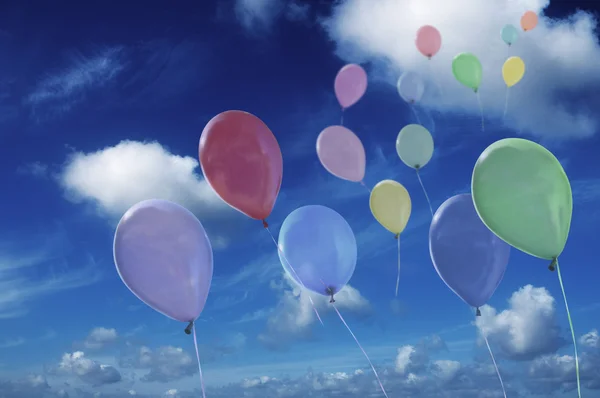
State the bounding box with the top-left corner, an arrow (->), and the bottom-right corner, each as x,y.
416,25 -> 442,58
334,64 -> 368,109
317,125 -> 366,182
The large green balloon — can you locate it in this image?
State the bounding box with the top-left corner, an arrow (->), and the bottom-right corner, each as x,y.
452,52 -> 483,92
471,138 -> 572,261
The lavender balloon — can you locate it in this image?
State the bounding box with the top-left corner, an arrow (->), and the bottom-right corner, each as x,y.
113,199 -> 213,327
429,194 -> 509,314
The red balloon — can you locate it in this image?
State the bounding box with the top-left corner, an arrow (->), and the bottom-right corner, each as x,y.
199,110 -> 283,221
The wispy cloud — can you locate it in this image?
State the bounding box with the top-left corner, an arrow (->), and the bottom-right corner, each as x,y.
210,252 -> 281,294
0,229 -> 104,318
0,337 -> 26,349
25,46 -> 125,119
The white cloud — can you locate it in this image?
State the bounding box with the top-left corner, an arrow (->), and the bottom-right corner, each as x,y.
25,47 -> 125,119
258,274 -> 371,349
321,0 -> 600,139
395,335 -> 447,375
83,327 -> 119,350
59,140 -> 236,248
527,350 -> 600,393
120,345 -> 196,383
0,230 -> 103,319
580,329 -> 600,349
475,285 -> 566,360
234,0 -> 308,32
55,351 -> 121,386
0,337 -> 26,348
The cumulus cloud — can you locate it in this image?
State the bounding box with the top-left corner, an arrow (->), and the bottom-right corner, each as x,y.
82,327 -> 118,350
121,346 -> 198,383
321,0 -> 600,139
395,335 -> 448,375
527,350 -> 600,393
55,351 -> 121,386
257,275 -> 371,349
59,140 -> 228,219
475,284 -> 566,360
580,329 -> 600,349
0,375 -> 52,398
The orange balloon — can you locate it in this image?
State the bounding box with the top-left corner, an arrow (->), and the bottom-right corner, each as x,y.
520,11 -> 538,31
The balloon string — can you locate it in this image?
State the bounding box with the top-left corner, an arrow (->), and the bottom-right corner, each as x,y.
427,60 -> 444,98
481,328 -> 507,398
264,226 -> 324,326
415,169 -> 434,217
192,323 -> 207,398
410,105 -> 422,124
359,180 -> 371,193
503,87 -> 510,120
331,303 -> 389,398
395,235 -> 401,297
556,259 -> 582,398
340,108 -> 344,126
476,91 -> 485,132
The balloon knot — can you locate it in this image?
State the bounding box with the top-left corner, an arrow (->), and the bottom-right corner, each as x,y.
262,219 -> 269,228
184,321 -> 194,335
394,233 -> 399,240
548,258 -> 556,272
474,88 -> 478,93
325,287 -> 336,303
476,308 -> 481,316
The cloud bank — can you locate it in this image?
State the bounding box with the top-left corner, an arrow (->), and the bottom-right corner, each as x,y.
321,0 -> 600,139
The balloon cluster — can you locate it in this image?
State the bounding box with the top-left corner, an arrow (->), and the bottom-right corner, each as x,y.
112,9 -> 582,398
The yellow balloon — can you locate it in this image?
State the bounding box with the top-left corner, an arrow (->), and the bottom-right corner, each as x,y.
369,180 -> 412,235
502,56 -> 525,87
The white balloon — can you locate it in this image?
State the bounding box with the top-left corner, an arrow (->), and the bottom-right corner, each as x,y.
396,124 -> 434,169
396,71 -> 425,103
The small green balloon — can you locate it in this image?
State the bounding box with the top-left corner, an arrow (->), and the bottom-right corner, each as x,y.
452,52 -> 483,92
471,138 -> 572,261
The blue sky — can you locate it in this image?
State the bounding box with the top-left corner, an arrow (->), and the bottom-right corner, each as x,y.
1,0 -> 600,397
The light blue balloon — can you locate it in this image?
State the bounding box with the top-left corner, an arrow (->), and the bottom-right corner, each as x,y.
278,205 -> 357,298
501,24 -> 519,46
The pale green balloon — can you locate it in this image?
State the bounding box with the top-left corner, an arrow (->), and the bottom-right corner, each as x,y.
471,138 -> 572,261
452,52 -> 483,92
396,124 -> 434,169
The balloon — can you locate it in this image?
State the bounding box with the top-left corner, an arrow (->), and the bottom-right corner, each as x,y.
452,53 -> 483,92
429,193 -> 510,309
199,110 -> 283,221
114,199 -> 213,323
501,24 -> 519,46
502,56 -> 526,87
397,71 -> 425,103
472,138 -> 572,260
416,25 -> 442,58
521,11 -> 539,31
396,124 -> 434,169
370,180 -> 412,235
334,64 -> 368,109
278,205 -> 357,297
317,125 -> 366,182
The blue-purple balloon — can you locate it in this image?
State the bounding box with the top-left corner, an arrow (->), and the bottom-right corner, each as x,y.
429,193 -> 510,310
278,205 -> 357,298
114,199 -> 213,323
